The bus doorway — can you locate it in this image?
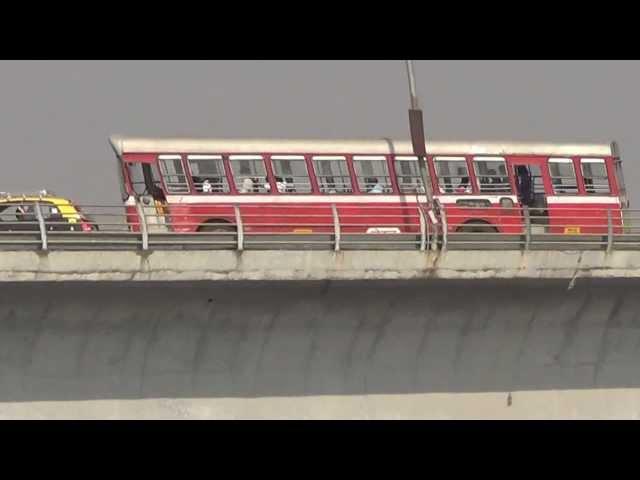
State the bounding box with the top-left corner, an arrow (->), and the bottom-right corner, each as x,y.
511,159 -> 549,227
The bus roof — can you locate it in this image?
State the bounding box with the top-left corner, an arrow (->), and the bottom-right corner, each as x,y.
109,136 -> 615,158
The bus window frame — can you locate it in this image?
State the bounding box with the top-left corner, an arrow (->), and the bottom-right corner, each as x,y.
548,157 -> 580,195
269,154 -> 313,194
393,155 -> 426,194
186,154 -> 231,194
228,154 -> 272,194
433,156 -> 474,195
580,157 -> 611,195
472,156 -> 513,195
311,155 -> 354,195
352,155 -> 394,194
158,154 -> 191,194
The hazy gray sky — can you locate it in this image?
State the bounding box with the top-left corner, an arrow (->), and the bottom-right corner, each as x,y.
1,60 -> 638,205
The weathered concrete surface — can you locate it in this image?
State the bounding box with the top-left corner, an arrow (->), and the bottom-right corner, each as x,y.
2,279 -> 640,418
1,390 -> 639,419
2,249 -> 640,281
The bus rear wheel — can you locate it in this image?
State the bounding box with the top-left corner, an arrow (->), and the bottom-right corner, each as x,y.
457,222 -> 498,233
198,222 -> 237,249
198,223 -> 235,233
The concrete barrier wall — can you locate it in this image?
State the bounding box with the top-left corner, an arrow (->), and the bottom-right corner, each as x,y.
2,279 -> 640,418
2,249 -> 640,282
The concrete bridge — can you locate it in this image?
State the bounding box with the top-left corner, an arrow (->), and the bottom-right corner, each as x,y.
2,249 -> 640,418
2,249 -> 640,282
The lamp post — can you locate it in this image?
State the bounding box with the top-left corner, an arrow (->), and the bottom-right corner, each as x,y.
405,60 -> 433,204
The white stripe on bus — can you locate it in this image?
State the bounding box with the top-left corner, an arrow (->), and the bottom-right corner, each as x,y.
165,195 -> 430,204
546,196 -> 620,204
162,194 -> 620,205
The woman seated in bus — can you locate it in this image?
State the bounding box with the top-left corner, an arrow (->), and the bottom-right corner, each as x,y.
455,177 -> 471,193
440,177 -> 454,193
240,177 -> 254,193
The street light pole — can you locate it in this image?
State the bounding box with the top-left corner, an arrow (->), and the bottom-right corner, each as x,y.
405,60 -> 433,204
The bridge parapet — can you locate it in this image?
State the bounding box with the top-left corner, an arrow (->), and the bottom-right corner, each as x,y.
1,249 -> 639,282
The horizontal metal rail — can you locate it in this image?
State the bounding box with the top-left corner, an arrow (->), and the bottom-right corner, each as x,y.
0,201 -> 639,252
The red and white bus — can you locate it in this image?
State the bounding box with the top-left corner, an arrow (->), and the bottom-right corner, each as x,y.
109,136 -> 628,236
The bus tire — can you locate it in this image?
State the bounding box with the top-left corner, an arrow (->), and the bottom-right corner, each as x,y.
457,221 -> 498,233
198,221 -> 235,233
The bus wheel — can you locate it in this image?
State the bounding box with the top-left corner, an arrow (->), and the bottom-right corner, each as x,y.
198,223 -> 235,233
457,222 -> 498,233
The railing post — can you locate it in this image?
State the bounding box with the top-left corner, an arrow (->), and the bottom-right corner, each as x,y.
418,205 -> 427,252
523,206 -> 531,250
440,208 -> 448,250
332,203 -> 341,252
234,205 -> 244,251
134,201 -> 149,251
34,202 -> 47,251
607,209 -> 613,253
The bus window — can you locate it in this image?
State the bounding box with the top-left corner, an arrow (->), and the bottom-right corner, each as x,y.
229,155 -> 268,193
127,162 -> 164,198
548,158 -> 578,194
127,162 -> 147,196
187,155 -> 229,193
473,157 -> 510,193
394,156 -> 426,193
158,155 -> 190,193
580,158 -> 610,194
271,156 -> 311,193
352,156 -> 391,193
312,156 -> 352,194
434,157 -> 470,194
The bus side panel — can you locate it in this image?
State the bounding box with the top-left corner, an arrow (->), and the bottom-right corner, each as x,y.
547,203 -> 622,235
240,203 -> 334,234
337,201 -> 420,234
165,203 -> 236,232
442,204 -> 524,234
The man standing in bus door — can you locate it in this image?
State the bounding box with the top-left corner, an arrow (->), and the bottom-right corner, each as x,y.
515,166 -> 534,206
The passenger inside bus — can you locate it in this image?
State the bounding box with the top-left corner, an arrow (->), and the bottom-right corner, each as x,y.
366,177 -> 384,193
284,177 -> 295,192
202,179 -> 213,193
515,166 -> 534,206
324,176 -> 337,194
240,177 -> 254,193
263,176 -> 288,193
276,177 -> 287,193
441,177 -> 453,193
456,177 -> 471,193
584,177 -> 595,194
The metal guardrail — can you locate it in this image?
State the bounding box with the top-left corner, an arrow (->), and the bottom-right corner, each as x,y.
0,201 -> 638,252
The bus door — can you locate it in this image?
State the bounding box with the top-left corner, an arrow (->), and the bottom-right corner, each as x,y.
510,157 -> 550,228
124,159 -> 169,232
